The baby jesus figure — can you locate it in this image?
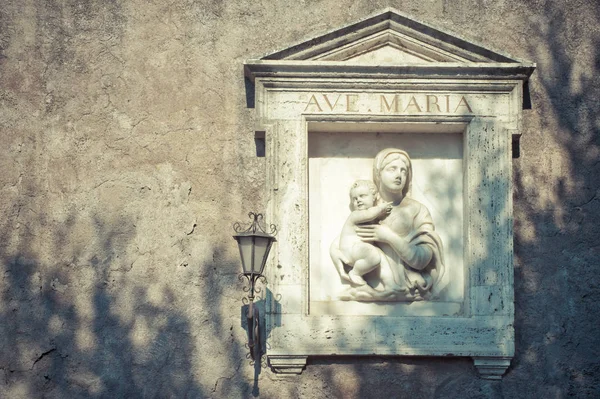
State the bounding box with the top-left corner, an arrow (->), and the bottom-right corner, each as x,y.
334,180 -> 392,286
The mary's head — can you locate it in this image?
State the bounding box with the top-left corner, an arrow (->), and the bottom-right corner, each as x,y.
373,148 -> 412,201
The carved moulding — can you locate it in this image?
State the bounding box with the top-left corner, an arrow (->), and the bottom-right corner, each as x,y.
244,8 -> 535,379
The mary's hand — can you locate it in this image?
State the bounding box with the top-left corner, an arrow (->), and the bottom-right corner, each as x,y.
356,223 -> 396,243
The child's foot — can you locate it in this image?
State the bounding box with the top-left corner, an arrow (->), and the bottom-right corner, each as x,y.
348,270 -> 367,286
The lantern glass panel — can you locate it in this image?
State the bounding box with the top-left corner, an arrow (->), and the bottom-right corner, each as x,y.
237,236 -> 254,274
253,236 -> 271,275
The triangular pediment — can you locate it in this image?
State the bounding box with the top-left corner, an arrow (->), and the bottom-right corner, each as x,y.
261,9 -> 524,64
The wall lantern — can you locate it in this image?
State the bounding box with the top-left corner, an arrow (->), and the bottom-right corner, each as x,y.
233,212 -> 277,362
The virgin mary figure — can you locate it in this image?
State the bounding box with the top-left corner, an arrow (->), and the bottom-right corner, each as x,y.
330,148 -> 445,301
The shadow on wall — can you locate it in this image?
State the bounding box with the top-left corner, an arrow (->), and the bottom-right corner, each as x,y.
508,4 -> 600,397
0,211 -> 207,397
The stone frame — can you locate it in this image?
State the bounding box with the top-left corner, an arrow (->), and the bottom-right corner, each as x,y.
244,9 -> 534,379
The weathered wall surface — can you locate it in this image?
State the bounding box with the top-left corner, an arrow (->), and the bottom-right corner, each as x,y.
0,1 -> 598,397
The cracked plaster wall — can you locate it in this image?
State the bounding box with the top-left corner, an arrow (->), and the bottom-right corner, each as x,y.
0,0 -> 599,398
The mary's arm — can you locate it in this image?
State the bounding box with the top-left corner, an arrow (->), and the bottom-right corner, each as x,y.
378,227 -> 433,270
355,205 -> 434,270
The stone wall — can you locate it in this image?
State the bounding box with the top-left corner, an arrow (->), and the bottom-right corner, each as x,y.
0,1 -> 598,397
